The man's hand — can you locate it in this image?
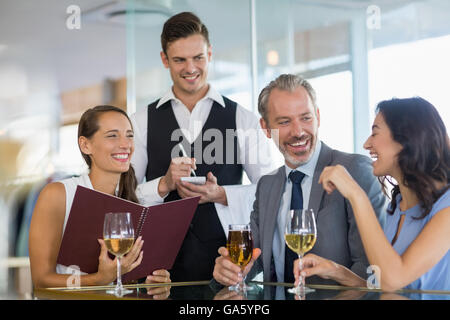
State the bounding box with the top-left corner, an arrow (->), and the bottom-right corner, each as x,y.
213,246 -> 261,286
213,286 -> 246,300
176,172 -> 228,205
158,157 -> 196,197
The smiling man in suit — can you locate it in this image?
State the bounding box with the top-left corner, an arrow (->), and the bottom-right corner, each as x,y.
212,74 -> 386,288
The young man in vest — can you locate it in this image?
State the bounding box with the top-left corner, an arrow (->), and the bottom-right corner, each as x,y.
130,12 -> 277,282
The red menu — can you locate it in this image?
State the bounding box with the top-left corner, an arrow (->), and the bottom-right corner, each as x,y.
56,185 -> 199,282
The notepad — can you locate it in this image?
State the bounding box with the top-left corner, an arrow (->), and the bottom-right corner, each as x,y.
56,185 -> 199,282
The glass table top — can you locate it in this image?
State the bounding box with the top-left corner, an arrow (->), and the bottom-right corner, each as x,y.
34,281 -> 450,300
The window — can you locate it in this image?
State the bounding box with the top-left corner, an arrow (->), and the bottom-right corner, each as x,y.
369,34 -> 450,127
309,71 -> 354,153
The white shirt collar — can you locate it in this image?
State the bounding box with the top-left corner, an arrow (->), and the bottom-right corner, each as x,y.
155,85 -> 225,109
285,140 -> 322,180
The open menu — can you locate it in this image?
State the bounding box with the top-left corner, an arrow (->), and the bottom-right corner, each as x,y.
56,185 -> 199,282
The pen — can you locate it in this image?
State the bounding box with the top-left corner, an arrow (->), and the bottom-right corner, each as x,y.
178,143 -> 196,177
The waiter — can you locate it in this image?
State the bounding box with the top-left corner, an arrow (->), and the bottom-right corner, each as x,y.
130,12 -> 277,281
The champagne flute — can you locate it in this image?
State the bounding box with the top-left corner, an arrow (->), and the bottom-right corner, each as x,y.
226,224 -> 253,293
103,212 -> 135,297
285,209 -> 317,296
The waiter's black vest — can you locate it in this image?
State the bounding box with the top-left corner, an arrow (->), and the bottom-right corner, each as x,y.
146,97 -> 243,281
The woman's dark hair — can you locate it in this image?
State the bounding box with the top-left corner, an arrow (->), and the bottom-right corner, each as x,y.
376,97 -> 450,218
78,105 -> 139,203
161,11 -> 210,55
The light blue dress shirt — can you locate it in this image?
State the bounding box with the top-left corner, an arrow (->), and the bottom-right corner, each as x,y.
384,188 -> 450,292
272,141 -> 322,283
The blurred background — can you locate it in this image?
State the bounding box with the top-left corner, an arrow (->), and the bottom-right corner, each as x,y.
0,0 -> 449,298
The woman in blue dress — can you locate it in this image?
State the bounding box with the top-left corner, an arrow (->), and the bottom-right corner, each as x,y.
296,97 -> 449,292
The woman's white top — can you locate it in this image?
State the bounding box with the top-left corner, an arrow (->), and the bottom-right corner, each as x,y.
55,174 -> 94,275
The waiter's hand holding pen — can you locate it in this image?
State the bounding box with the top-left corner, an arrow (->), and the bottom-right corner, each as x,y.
178,143 -> 197,177
157,144 -> 197,198
176,144 -> 227,206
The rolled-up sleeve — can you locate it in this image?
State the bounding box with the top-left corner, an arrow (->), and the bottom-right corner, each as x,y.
130,109 -> 167,206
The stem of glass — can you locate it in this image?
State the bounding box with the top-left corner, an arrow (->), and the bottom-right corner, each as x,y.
238,268 -> 244,290
116,256 -> 123,295
297,253 -> 304,294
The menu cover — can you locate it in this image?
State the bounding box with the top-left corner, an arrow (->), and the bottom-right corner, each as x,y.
56,185 -> 199,282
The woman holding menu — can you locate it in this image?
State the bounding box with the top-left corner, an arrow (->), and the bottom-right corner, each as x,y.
29,105 -> 171,292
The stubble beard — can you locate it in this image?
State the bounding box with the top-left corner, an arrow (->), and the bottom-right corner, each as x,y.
279,135 -> 316,168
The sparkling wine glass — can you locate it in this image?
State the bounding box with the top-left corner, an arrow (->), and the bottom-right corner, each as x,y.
285,209 -> 317,296
103,212 -> 135,297
227,224 -> 253,293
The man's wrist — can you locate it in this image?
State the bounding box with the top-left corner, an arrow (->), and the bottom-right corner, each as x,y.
215,186 -> 228,206
158,176 -> 170,198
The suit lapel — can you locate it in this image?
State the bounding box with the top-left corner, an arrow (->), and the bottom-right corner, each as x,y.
309,143 -> 333,216
263,167 -> 286,274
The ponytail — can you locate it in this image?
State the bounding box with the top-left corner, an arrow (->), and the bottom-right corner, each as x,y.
118,164 -> 139,203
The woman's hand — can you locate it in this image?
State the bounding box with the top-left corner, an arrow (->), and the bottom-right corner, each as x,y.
318,165 -> 364,200
294,253 -> 340,287
294,253 -> 366,288
144,269 -> 171,299
145,269 -> 171,284
95,236 -> 144,285
120,236 -> 144,273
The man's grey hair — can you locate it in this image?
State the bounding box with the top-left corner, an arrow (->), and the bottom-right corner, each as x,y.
258,74 -> 317,122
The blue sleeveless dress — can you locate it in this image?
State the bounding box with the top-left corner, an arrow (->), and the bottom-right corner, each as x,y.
384,188 -> 450,294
